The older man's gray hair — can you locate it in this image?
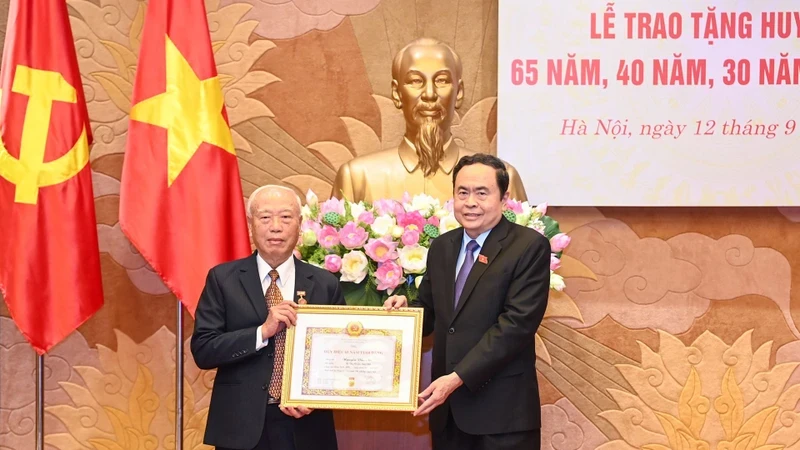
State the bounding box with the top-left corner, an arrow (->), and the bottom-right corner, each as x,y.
245,185 -> 302,218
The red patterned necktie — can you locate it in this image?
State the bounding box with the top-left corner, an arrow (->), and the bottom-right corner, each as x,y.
266,269 -> 284,399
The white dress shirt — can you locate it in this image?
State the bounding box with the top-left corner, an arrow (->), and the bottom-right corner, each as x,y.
255,254 -> 296,350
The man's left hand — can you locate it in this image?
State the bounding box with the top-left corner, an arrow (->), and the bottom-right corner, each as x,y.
280,405 -> 313,418
413,372 -> 463,417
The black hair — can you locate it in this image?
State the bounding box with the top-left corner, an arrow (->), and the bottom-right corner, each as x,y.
452,153 -> 510,198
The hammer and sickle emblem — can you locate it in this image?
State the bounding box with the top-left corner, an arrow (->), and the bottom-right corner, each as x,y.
0,66 -> 89,205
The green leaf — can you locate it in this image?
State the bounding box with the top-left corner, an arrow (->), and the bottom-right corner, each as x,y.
309,246 -> 327,265
297,245 -> 314,260
418,233 -> 431,248
404,282 -> 419,303
541,215 -> 561,239
342,281 -> 387,306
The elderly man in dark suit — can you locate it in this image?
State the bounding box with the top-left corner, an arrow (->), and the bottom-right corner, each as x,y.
385,154 -> 550,450
191,185 -> 343,450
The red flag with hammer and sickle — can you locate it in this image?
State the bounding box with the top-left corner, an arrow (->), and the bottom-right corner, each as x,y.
0,0 -> 104,354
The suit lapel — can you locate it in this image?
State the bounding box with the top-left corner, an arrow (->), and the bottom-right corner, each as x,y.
293,258 -> 316,304
451,218 -> 510,324
239,252 -> 267,320
442,229 -> 462,322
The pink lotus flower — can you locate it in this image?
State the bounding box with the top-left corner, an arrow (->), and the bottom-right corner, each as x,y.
550,233 -> 571,252
375,260 -> 404,291
301,219 -> 322,234
318,225 -> 340,249
293,249 -> 302,259
402,192 -> 412,205
397,211 -> 426,231
373,199 -> 404,216
324,254 -> 342,273
401,229 -> 420,246
505,199 -> 523,214
535,202 -> 548,215
319,198 -> 345,216
357,210 -> 375,225
427,216 -> 440,227
364,237 -> 398,263
338,222 -> 369,249
550,255 -> 561,271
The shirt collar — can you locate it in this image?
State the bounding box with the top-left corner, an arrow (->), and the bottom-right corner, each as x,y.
461,228 -> 492,253
256,253 -> 295,286
399,136 -> 457,174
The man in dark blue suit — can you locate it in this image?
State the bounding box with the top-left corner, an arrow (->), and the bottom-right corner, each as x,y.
192,185 -> 343,450
386,154 -> 550,450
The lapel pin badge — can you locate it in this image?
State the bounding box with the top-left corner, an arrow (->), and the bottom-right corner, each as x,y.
296,291 -> 307,305
477,254 -> 488,264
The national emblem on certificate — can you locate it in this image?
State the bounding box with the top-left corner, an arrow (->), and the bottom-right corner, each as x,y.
280,305 -> 423,411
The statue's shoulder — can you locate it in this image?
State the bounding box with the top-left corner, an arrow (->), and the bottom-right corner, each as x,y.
503,159 -> 521,175
340,148 -> 402,171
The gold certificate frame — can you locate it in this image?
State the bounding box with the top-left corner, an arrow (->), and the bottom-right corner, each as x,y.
280,304 -> 423,411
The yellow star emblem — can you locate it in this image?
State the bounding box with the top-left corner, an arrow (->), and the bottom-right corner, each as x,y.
130,36 -> 234,186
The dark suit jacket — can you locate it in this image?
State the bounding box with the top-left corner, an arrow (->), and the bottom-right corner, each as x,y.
190,253 -> 345,450
412,216 -> 550,435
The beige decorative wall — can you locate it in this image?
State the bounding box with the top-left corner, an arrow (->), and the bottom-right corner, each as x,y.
2,1 -> 800,449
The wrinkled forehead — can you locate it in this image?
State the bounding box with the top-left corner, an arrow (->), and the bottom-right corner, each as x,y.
400,45 -> 459,77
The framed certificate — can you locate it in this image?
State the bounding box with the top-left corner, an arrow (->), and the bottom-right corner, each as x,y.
280,304 -> 423,411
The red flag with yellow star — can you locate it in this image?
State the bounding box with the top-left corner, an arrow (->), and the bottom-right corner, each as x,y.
0,0 -> 104,354
119,0 -> 251,316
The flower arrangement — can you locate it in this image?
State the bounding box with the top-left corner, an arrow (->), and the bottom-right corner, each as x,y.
295,190 -> 570,306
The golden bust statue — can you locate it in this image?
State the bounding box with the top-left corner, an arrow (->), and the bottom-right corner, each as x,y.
330,37 -> 527,203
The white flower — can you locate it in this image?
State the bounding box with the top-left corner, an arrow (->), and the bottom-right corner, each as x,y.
439,215 -> 462,234
340,251 -> 369,283
305,189 -> 319,208
391,225 -> 404,239
550,272 -> 565,291
415,275 -> 423,288
406,194 -> 440,218
301,229 -> 317,246
371,215 -> 396,237
398,245 -> 428,274
349,201 -> 366,220
301,204 -> 312,222
528,219 -> 546,235
433,208 -> 450,219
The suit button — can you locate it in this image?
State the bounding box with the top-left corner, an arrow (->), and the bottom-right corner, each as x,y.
261,384 -> 267,390
231,353 -> 236,358
448,328 -> 455,334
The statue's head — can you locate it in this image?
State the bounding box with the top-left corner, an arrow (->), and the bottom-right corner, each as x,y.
391,38 -> 464,176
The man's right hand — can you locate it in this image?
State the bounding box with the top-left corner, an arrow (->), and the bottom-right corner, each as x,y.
384,295 -> 408,310
262,301 -> 298,340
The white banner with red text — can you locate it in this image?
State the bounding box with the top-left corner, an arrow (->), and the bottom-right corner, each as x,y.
498,0 -> 800,206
